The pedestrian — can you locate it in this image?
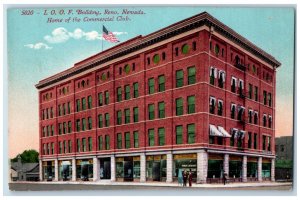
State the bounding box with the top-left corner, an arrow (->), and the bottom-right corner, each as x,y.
178,169 -> 183,186
183,170 -> 188,187
188,170 -> 193,187
223,173 -> 227,185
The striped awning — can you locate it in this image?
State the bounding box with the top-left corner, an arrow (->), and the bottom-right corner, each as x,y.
218,126 -> 231,138
209,125 -> 223,137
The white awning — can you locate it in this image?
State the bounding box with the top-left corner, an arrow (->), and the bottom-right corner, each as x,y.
218,126 -> 231,138
232,128 -> 239,138
239,130 -> 246,139
61,161 -> 71,165
209,125 -> 223,137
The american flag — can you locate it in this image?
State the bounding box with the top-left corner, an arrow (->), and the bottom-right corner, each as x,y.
102,25 -> 119,43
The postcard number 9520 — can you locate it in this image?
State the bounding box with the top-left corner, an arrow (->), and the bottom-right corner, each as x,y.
21,10 -> 34,15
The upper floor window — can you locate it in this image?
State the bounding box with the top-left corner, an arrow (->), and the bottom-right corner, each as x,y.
105,91 -> 109,105
269,115 -> 272,128
158,127 -> 165,146
237,106 -> 245,121
263,114 -> 267,127
218,71 -> 225,88
176,70 -> 184,88
268,93 -> 272,107
263,91 -> 267,105
176,98 -> 183,116
248,84 -> 253,99
210,67 -> 216,85
231,77 -> 237,93
88,96 -> 92,109
188,66 -> 196,85
148,129 -> 155,146
187,124 -> 195,144
98,92 -> 103,106
187,96 -> 195,114
254,111 -> 258,125
133,82 -> 139,98
148,104 -> 155,120
254,86 -> 259,101
133,107 -> 139,122
231,104 -> 236,119
125,85 -> 131,100
158,102 -> 165,118
117,87 -> 122,102
248,109 -> 253,123
124,109 -> 130,124
158,75 -> 165,92
217,100 -> 223,116
209,97 -> 216,114
148,78 -> 155,94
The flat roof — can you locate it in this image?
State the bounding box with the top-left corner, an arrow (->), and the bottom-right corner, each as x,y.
36,12 -> 281,90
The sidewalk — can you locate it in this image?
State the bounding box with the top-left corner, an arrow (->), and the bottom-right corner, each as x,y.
21,180 -> 292,188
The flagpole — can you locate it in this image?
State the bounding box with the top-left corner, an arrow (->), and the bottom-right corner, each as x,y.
102,25 -> 104,52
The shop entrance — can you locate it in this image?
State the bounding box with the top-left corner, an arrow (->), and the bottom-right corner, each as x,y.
152,162 -> 161,181
124,157 -> 133,181
100,158 -> 111,179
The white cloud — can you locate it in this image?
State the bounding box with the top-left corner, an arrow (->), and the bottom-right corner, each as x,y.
24,42 -> 52,50
44,27 -> 70,43
43,27 -> 127,44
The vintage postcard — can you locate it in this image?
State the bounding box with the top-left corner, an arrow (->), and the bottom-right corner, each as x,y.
6,5 -> 295,195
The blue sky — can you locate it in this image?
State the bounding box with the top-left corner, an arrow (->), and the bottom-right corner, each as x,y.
7,6 -> 295,157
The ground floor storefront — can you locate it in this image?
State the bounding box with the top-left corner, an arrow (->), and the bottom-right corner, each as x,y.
40,150 -> 275,183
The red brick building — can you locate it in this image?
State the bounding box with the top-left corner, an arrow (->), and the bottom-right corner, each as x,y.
35,12 -> 280,183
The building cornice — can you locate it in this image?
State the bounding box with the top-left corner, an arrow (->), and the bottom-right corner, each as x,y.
35,12 -> 281,90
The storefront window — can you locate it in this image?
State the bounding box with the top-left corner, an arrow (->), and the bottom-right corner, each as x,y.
173,154 -> 197,182
43,161 -> 54,180
229,161 -> 242,178
133,161 -> 140,178
207,160 -> 223,178
146,155 -> 166,181
247,162 -> 258,178
262,163 -> 271,178
76,160 -> 93,180
116,162 -> 124,178
59,161 -> 72,181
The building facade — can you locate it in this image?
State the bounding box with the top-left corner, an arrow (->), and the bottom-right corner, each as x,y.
36,12 -> 280,183
275,136 -> 293,160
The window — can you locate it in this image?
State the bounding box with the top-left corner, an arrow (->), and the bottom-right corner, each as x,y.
117,133 -> 122,149
217,100 -> 223,116
82,138 -> 86,152
248,132 -> 252,149
147,57 -> 150,65
88,117 -> 92,130
248,110 -> 253,123
59,123 -> 63,135
231,104 -> 236,119
105,91 -> 109,105
98,136 -> 103,150
254,133 -> 257,149
105,135 -> 110,150
248,84 -> 253,99
158,75 -> 165,92
105,113 -> 110,127
188,66 -> 196,85
263,135 -> 266,150
153,54 -> 160,64
176,70 -> 184,87
77,139 -> 80,152
125,132 -> 130,149
67,103 -> 71,114
238,80 -> 244,95
158,128 -> 165,146
176,98 -> 183,116
124,109 -> 130,124
268,93 -> 272,107
76,119 -> 80,131
254,112 -> 258,124
98,114 -> 103,128
88,96 -> 92,109
125,85 -> 130,100
52,125 -> 54,136
119,67 -> 122,75
210,67 -> 216,85
63,104 -> 66,115
58,105 -> 61,116
52,143 -> 54,154
68,121 -> 72,133
98,93 -> 103,106
263,91 -> 267,105
230,129 -> 237,146
132,63 -> 135,71
218,71 -> 225,88
192,41 -> 197,51
62,122 -> 67,134
187,124 -> 195,144
133,107 -> 139,122
176,125 -> 183,144
263,114 -> 267,127
231,77 -> 237,93
267,137 -> 271,151
157,102 -> 165,118
162,52 -> 166,60
117,87 -> 122,102
82,118 -> 86,131
237,106 -> 245,121
68,140 -> 72,153
148,104 -> 155,120
133,82 -> 139,98
175,47 -> 179,56
187,95 -> 195,114
148,78 -> 155,94
182,44 -> 189,54
148,129 -> 155,146
209,97 -> 216,114
82,98 -> 86,110
88,137 -> 92,151
215,44 -> 220,55
59,142 -> 62,154
269,116 -> 272,128
254,86 -> 258,101
117,110 -> 122,125
133,131 -> 139,148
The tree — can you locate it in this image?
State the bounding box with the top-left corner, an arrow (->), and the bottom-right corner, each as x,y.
11,149 -> 39,163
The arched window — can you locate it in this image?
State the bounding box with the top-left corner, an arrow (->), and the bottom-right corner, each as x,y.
235,55 -> 240,65
215,44 -> 220,55
81,80 -> 85,87
263,115 -> 267,127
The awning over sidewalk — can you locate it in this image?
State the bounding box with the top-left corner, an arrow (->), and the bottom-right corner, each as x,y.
218,126 -> 231,138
